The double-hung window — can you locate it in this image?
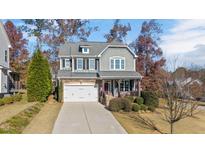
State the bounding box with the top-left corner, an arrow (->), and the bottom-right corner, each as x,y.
110,57 -> 125,70
62,58 -> 70,70
77,58 -> 83,70
89,59 -> 95,70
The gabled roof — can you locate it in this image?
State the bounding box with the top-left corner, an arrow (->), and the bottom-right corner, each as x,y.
58,41 -> 137,57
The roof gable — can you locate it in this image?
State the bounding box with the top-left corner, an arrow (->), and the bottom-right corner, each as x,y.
97,45 -> 137,58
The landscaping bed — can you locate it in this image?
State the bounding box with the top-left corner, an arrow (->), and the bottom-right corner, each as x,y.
0,103 -> 44,134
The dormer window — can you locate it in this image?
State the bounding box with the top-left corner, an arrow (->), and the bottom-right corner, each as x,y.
82,47 -> 89,54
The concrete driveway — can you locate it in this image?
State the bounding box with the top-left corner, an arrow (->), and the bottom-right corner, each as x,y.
52,102 -> 127,134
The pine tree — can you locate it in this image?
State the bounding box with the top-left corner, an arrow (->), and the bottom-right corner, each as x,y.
27,50 -> 52,102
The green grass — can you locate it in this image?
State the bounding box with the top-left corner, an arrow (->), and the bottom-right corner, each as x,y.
0,103 -> 44,134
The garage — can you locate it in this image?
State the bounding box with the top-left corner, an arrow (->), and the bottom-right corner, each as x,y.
63,84 -> 98,102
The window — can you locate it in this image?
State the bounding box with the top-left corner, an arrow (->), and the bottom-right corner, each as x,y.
111,59 -> 114,69
125,80 -> 129,91
61,59 -> 70,69
115,59 -> 120,69
89,59 -> 95,70
65,59 -> 70,68
121,59 -> 125,69
119,80 -> 130,92
110,57 -> 125,70
5,50 -> 8,62
77,58 -> 83,70
82,47 -> 89,54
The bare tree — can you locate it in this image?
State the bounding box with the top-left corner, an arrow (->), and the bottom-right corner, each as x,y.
162,57 -> 198,133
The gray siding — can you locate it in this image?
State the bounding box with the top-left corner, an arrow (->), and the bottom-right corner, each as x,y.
0,69 -> 8,93
99,47 -> 135,71
0,23 -> 10,68
0,22 -> 10,93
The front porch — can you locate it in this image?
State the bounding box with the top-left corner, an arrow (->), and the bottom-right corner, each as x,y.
101,79 -> 141,97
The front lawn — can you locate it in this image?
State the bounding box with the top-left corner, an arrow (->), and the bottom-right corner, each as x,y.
113,108 -> 205,134
22,102 -> 62,134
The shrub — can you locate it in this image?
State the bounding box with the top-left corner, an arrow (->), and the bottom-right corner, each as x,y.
12,94 -> 22,102
109,97 -> 132,112
125,96 -> 135,103
141,91 -> 159,108
2,97 -> 14,104
123,99 -> 132,112
140,104 -> 148,111
109,100 -> 121,112
27,50 -> 52,102
148,105 -> 156,112
132,104 -> 140,112
134,97 -> 144,105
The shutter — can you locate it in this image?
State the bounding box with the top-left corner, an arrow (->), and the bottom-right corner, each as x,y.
83,58 -> 86,69
62,59 -> 65,68
95,59 -> 98,70
74,58 -> 77,70
87,59 -> 89,70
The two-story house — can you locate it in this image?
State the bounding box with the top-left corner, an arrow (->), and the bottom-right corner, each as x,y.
0,21 -> 11,96
57,41 -> 142,103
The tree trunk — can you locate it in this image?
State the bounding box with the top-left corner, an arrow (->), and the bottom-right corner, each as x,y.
170,122 -> 173,134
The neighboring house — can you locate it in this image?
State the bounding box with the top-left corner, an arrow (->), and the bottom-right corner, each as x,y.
0,21 -> 11,96
57,41 -> 142,103
171,77 -> 204,99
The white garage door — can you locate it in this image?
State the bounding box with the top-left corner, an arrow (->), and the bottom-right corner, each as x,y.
63,85 -> 98,102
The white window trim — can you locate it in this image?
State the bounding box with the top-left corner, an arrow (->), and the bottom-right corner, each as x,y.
89,58 -> 95,70
82,47 -> 90,54
109,56 -> 125,70
77,58 -> 83,70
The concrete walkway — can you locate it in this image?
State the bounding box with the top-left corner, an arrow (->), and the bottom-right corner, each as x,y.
52,102 -> 127,134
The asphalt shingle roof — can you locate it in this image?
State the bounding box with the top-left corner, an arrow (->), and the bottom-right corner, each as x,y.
58,41 -> 124,57
58,70 -> 141,79
98,71 -> 142,79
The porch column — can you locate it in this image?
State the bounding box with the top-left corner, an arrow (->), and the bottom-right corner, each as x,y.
117,80 -> 121,97
133,80 -> 135,92
102,80 -> 105,93
138,80 -> 141,97
72,58 -> 74,72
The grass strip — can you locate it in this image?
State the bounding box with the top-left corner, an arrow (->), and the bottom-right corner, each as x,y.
0,103 -> 44,134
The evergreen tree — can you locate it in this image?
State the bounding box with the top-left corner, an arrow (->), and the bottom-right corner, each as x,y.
27,50 -> 52,102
